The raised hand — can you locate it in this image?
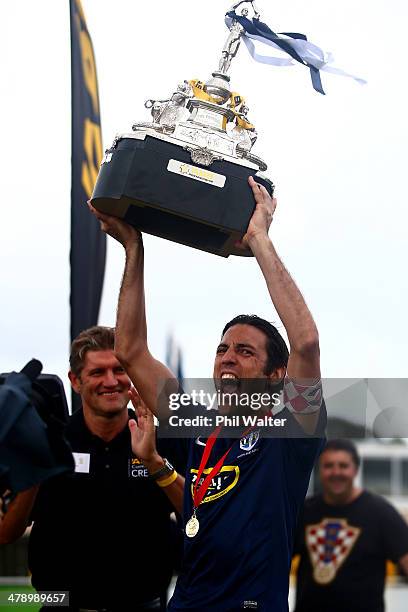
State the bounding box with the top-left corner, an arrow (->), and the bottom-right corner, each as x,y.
87,202 -> 141,250
234,176 -> 277,252
128,387 -> 160,464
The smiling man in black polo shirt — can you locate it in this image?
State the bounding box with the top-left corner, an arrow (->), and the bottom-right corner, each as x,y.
0,326 -> 185,611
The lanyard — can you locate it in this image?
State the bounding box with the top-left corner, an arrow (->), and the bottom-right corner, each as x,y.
192,424 -> 255,510
185,423 -> 256,538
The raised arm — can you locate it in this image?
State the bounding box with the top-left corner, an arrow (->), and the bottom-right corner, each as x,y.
242,177 -> 320,378
88,205 -> 178,419
237,177 -> 321,429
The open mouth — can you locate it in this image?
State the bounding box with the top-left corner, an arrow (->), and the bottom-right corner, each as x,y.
221,373 -> 238,380
219,373 -> 240,392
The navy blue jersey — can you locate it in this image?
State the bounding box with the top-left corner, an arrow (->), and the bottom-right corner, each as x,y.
168,414 -> 325,612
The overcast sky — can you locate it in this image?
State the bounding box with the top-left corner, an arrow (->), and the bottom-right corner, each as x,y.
1,0 -> 407,405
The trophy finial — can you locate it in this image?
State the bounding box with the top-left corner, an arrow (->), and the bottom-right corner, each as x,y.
204,1 -> 262,104
229,1 -> 260,20
219,1 -> 262,76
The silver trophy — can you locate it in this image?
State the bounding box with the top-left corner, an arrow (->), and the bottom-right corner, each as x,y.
131,1 -> 268,174
92,1 -> 274,257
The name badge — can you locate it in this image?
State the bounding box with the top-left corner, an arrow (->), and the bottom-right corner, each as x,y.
72,452 -> 90,473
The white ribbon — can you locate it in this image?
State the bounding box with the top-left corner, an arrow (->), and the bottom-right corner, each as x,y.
225,16 -> 367,86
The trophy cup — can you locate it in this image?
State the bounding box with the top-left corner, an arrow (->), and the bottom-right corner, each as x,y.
91,1 -> 364,256
91,1 -> 274,257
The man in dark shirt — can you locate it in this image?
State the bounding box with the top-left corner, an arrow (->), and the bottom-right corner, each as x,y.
90,176 -> 325,611
0,326 -> 185,611
294,439 -> 408,612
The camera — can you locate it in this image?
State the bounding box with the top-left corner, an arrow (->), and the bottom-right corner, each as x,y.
0,362 -> 74,498
0,372 -> 70,426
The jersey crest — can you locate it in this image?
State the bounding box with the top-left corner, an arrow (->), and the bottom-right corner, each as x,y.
239,429 -> 260,452
306,518 -> 361,584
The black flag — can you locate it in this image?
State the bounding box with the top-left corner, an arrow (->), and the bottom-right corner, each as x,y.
70,0 -> 106,409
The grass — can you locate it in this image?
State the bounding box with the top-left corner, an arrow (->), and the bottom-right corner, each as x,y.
0,585 -> 39,611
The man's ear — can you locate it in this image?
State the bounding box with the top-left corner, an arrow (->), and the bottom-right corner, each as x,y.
265,366 -> 286,394
68,370 -> 81,394
267,366 -> 286,382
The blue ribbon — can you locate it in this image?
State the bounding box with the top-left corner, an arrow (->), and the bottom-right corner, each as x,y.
226,11 -> 325,94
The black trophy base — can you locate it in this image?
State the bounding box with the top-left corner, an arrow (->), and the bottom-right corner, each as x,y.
91,135 -> 273,257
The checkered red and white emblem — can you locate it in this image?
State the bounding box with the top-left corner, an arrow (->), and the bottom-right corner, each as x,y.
306,518 -> 361,584
283,377 -> 323,414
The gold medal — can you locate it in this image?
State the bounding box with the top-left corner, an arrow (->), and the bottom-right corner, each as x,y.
314,563 -> 336,584
186,514 -> 200,538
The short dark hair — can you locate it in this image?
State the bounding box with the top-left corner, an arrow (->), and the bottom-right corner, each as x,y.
321,439 -> 361,468
70,326 -> 115,376
221,314 -> 289,375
